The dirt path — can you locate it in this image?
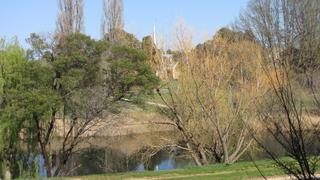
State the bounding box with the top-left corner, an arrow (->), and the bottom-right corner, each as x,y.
125,168 -> 261,180
126,171 -> 234,180
126,172 -> 320,180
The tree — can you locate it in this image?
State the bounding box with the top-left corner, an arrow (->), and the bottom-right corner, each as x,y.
157,27 -> 270,166
26,33 -> 158,177
107,45 -> 159,101
101,0 -> 124,44
27,33 -> 105,177
239,0 -> 320,179
0,39 -> 25,179
142,35 -> 161,73
0,39 -> 59,178
57,0 -> 84,37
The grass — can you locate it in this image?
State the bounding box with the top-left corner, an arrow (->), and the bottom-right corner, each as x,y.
50,159 -> 286,180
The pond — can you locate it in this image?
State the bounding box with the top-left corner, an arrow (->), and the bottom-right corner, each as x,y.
38,131 -> 195,177
26,130 -> 320,177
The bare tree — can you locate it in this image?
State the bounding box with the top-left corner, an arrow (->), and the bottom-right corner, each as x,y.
57,0 -> 84,36
239,0 -> 320,179
156,24 -> 269,165
101,0 -> 124,43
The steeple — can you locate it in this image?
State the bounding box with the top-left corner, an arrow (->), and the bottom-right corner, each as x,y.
153,23 -> 157,46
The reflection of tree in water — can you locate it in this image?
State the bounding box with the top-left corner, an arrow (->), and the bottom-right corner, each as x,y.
66,148 -> 141,176
4,153 -> 39,178
142,150 -> 169,170
137,148 -> 193,171
103,148 -> 140,172
67,149 -> 105,176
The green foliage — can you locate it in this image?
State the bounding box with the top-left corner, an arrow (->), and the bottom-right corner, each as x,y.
0,40 -> 26,150
0,38 -> 25,104
108,46 -> 159,99
0,39 -> 59,178
0,59 -> 59,145
53,34 -> 106,95
2,60 -> 59,129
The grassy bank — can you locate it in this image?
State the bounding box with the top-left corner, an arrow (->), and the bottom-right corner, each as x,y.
52,159 -> 287,180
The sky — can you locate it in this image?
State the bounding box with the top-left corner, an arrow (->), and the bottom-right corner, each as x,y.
0,0 -> 249,48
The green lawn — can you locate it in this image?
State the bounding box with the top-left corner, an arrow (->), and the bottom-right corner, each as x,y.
51,159 -> 286,180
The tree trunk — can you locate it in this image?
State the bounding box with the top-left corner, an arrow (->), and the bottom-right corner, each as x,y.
41,147 -> 52,177
35,111 -> 54,177
187,143 -> 209,166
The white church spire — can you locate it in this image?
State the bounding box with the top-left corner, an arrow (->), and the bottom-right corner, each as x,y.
153,23 -> 157,46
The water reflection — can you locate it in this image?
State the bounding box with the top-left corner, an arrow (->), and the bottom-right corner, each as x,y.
65,147 -> 194,176
58,132 -> 194,176
30,130 -> 320,177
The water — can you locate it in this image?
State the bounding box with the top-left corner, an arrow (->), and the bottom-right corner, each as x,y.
19,130 -> 320,177
41,132 -> 195,177
62,148 -> 194,176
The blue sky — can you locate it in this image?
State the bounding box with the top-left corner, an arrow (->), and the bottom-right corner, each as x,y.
0,0 -> 249,47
